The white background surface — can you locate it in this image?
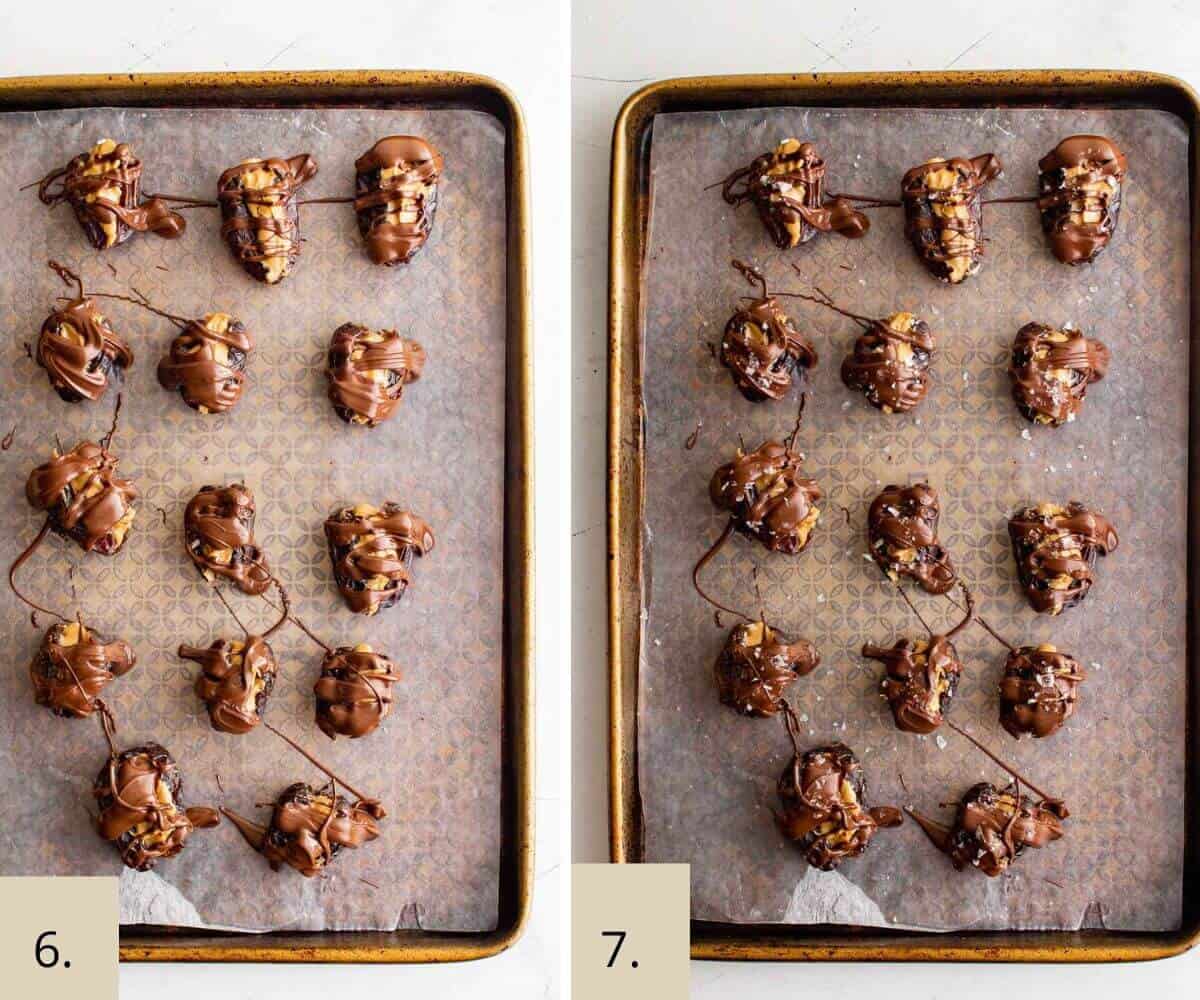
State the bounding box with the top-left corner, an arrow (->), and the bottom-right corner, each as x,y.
572,0 -> 1200,995
0,1 -> 567,997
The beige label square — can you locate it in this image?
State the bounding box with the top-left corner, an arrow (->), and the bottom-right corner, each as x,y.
0,877 -> 118,998
572,863 -> 689,999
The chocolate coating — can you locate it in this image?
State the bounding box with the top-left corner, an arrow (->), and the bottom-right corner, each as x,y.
724,139 -> 869,248
184,483 -> 271,595
324,503 -> 434,616
38,139 -> 185,249
157,313 -> 253,414
1038,135 -> 1127,265
901,154 -> 1001,283
840,312 -> 934,413
714,620 -> 818,717
777,744 -> 902,870
999,644 -> 1085,739
93,743 -> 219,871
912,782 -> 1067,876
710,441 -> 822,554
36,296 -> 132,403
867,483 -> 955,594
863,634 -> 962,734
179,635 -> 277,735
224,781 -> 384,877
26,441 -> 138,554
720,295 -> 817,401
30,619 -> 135,717
1008,501 -> 1118,615
354,136 -> 443,266
314,644 -> 401,739
217,154 -> 317,284
1009,323 -> 1109,427
326,324 -> 426,427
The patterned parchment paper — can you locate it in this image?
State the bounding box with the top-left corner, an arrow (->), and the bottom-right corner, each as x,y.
639,107 -> 1188,931
0,106 -> 506,933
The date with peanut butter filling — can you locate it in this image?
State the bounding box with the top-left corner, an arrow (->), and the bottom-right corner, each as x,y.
157,313 -> 253,414
721,139 -> 869,248
36,296 -> 132,403
714,620 -> 818,717
1008,501 -> 1118,615
867,483 -> 956,594
840,312 -> 934,413
30,619 -> 135,718
26,441 -> 138,555
1009,323 -> 1109,427
355,136 -> 443,266
36,139 -> 185,250
324,503 -> 434,615
326,323 -> 426,427
1038,135 -> 1127,265
217,154 -> 316,284
777,743 -> 902,870
901,154 -> 1001,284
179,635 -> 278,735
184,483 -> 272,596
999,644 -> 1086,740
709,441 -> 822,555
93,743 -> 219,871
863,634 -> 963,735
314,644 -> 401,739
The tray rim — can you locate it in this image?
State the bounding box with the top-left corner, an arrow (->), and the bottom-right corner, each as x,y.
607,68 -> 1200,963
0,69 -> 534,965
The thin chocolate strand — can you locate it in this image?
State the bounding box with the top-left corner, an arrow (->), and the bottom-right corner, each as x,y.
47,259 -> 84,299
780,699 -> 803,756
730,258 -> 768,299
263,721 -> 372,803
892,578 -> 933,636
263,577 -> 290,639
784,392 -> 807,452
828,191 -> 902,207
946,581 -> 975,639
259,592 -> 332,653
944,591 -> 1015,652
8,519 -> 68,622
210,583 -> 250,636
777,276 -> 875,328
144,193 -> 218,207
945,720 -> 1056,803
88,290 -> 189,328
692,519 -> 752,621
296,196 -> 355,206
983,195 -> 1039,205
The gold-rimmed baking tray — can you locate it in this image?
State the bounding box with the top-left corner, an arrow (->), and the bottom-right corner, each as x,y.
608,70 -> 1199,962
0,70 -> 532,965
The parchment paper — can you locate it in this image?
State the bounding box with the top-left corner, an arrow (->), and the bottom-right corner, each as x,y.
0,105 -> 506,933
639,106 -> 1188,932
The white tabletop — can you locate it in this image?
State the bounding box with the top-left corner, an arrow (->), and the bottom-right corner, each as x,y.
572,0 -> 1200,994
0,1 -> 567,997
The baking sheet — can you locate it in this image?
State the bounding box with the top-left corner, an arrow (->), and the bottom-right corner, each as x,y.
0,105 -> 506,933
638,106 -> 1188,932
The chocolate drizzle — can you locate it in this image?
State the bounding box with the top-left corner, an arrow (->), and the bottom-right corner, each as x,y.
314,644 -> 402,739
1009,323 -> 1109,427
36,139 -> 185,250
94,741 -> 219,871
324,503 -> 434,616
31,619 -> 135,717
901,154 -> 1001,283
999,644 -> 1085,739
721,139 -> 869,248
36,296 -> 132,403
1038,135 -> 1127,265
157,313 -> 253,414
867,483 -> 956,594
25,440 -> 138,554
714,620 -> 818,717
1008,501 -> 1118,615
354,136 -> 443,266
217,154 -> 317,284
180,635 -> 278,735
184,483 -> 272,596
840,311 -> 934,413
325,324 -> 426,427
709,441 -> 822,555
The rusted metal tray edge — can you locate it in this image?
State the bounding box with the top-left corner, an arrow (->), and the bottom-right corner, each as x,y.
0,69 -> 534,965
607,69 -> 1199,963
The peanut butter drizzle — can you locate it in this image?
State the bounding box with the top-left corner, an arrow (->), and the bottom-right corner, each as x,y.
184,483 -> 272,596
354,136 -> 443,266
217,154 -> 317,284
1037,135 -> 1127,265
1008,323 -> 1110,427
325,323 -> 426,427
324,502 -> 434,615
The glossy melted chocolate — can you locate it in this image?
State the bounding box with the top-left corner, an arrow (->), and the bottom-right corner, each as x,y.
354,136 -> 443,266
1038,135 -> 1127,265
777,743 -> 902,870
26,441 -> 138,554
157,313 -> 253,414
999,644 -> 1085,740
184,483 -> 272,595
901,154 -> 1001,283
37,139 -> 185,250
867,483 -> 956,594
324,503 -> 434,616
36,296 -> 133,403
30,619 -> 135,717
180,635 -> 277,735
710,440 -> 822,555
1008,501 -> 1118,615
714,620 -> 818,717
314,644 -> 401,740
325,323 -> 426,427
93,743 -> 219,871
217,154 -> 317,284
1008,323 -> 1109,427
720,295 -> 817,402
863,634 -> 963,735
840,312 -> 934,413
